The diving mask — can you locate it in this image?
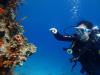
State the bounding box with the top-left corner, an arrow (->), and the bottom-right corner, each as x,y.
75,27 -> 91,41
75,27 -> 91,35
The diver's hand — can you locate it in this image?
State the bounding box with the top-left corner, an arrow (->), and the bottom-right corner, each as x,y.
49,28 -> 57,34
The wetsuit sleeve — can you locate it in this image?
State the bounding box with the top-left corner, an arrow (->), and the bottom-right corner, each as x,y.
53,32 -> 75,41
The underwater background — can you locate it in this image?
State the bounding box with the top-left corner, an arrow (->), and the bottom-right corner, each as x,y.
15,0 -> 100,75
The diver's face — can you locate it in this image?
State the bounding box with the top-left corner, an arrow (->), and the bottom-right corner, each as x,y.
76,24 -> 90,42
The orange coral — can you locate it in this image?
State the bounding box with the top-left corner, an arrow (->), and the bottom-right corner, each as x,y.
0,8 -> 5,14
0,39 -> 4,47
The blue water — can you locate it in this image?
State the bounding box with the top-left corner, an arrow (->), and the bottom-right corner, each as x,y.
15,0 -> 100,75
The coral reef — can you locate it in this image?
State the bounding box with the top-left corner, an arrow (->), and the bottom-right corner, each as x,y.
0,0 -> 36,75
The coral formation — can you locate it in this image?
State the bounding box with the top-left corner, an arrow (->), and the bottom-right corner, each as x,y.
0,0 -> 36,75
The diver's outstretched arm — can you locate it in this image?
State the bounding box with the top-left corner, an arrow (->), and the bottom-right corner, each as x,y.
50,28 -> 75,41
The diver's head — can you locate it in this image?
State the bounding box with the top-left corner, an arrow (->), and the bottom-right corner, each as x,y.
76,20 -> 93,29
75,21 -> 93,42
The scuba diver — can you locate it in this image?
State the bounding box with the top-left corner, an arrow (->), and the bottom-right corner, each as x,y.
50,21 -> 100,75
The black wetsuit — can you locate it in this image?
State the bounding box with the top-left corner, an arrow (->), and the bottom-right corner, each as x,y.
53,32 -> 100,75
